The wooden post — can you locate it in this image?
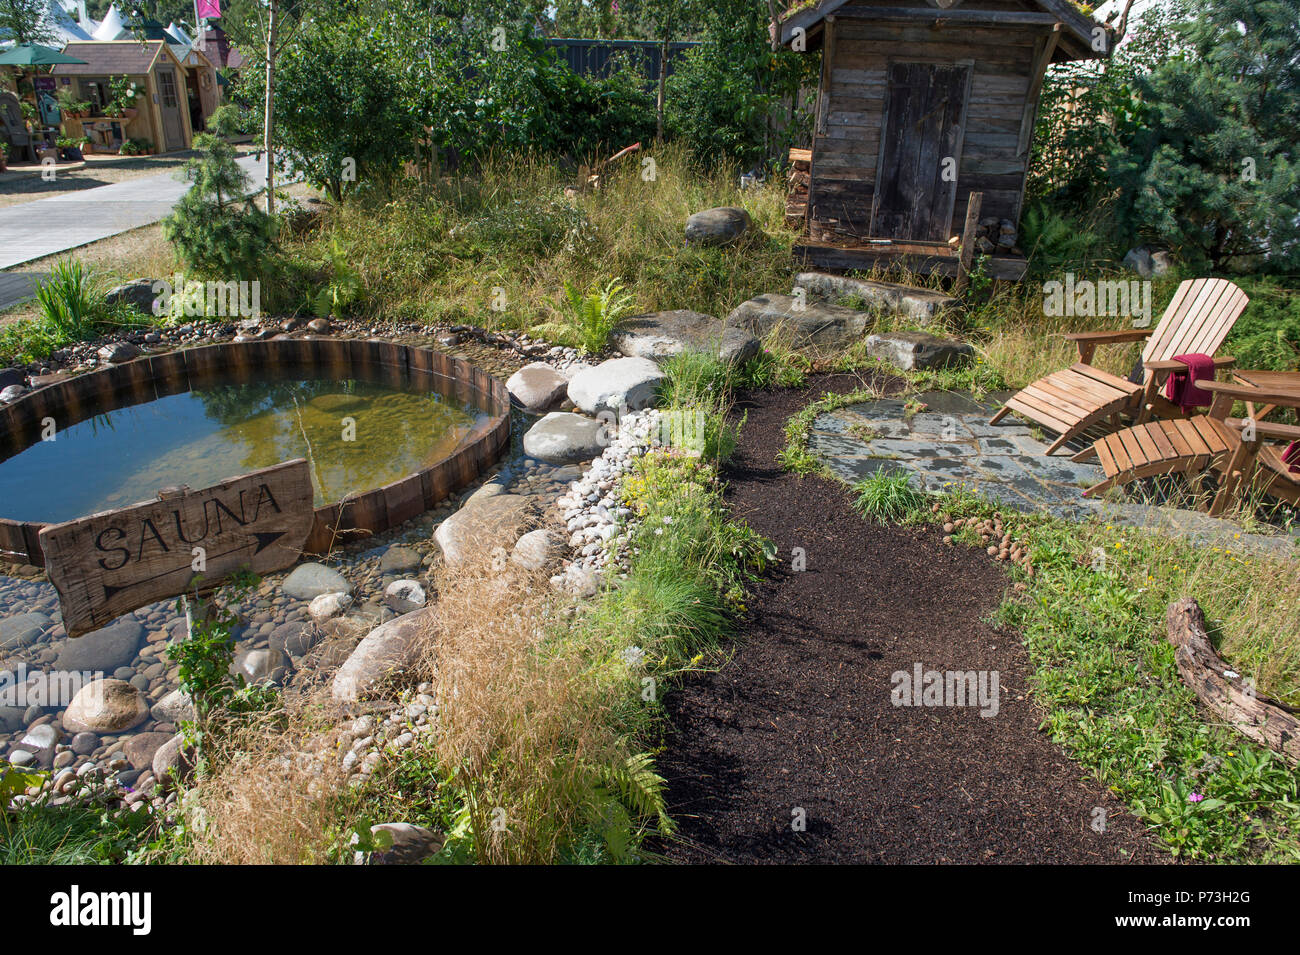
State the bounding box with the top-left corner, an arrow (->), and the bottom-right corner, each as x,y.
656,37 -> 668,142
953,191 -> 984,295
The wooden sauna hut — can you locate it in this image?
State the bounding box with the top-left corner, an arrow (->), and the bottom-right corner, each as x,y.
776,0 -> 1112,280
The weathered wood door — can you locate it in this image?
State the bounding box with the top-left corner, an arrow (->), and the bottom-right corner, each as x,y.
871,62 -> 971,241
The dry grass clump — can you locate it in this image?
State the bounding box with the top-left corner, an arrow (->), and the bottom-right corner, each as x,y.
177,692 -> 361,865
423,556 -> 652,864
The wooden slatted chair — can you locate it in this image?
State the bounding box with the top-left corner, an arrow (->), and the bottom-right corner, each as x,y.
989,278 -> 1250,454
1079,374 -> 1300,516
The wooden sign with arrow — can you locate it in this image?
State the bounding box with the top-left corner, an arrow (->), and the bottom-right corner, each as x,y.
40,459 -> 316,638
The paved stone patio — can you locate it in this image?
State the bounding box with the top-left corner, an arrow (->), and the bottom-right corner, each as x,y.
809,390 -> 1299,559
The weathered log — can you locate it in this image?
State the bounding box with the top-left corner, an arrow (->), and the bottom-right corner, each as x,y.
1166,597 -> 1299,764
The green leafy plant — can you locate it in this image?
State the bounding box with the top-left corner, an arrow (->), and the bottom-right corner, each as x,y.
167,570 -> 273,770
0,760 -> 44,805
532,279 -> 634,355
105,75 -> 140,117
311,238 -> 362,318
119,137 -> 153,156
1018,203 -> 1107,276
55,89 -> 90,116
34,259 -> 101,341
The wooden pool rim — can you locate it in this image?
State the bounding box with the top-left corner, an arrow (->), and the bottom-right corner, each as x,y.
0,338 -> 512,565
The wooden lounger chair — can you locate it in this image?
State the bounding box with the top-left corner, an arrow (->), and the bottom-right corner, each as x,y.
990,278 -> 1250,454
1080,374 -> 1300,516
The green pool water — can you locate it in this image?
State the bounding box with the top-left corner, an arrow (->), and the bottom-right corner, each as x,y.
0,379 -> 486,523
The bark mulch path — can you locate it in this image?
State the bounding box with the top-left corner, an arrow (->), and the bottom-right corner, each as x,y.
657,374 -> 1163,864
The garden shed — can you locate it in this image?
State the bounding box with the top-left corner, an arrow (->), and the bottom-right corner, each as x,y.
50,40 -> 203,154
777,0 -> 1112,280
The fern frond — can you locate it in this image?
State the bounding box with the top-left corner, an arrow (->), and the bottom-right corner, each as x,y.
600,752 -> 676,835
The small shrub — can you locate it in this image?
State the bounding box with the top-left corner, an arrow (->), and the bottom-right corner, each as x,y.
311,239 -> 363,319
119,138 -> 153,156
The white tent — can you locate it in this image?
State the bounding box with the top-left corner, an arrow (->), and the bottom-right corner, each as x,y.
92,4 -> 128,42
76,0 -> 100,36
0,0 -> 93,44
165,22 -> 192,45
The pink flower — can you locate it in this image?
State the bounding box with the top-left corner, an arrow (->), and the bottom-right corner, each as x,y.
1188,792 -> 1204,803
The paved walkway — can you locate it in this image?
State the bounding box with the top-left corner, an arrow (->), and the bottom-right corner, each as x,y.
811,390 -> 1299,559
0,271 -> 43,311
0,155 -> 266,271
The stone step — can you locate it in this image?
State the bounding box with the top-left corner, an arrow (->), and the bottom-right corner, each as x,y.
726,294 -> 872,349
794,271 -> 957,323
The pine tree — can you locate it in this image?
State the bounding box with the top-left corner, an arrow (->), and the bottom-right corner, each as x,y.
1111,0 -> 1300,271
161,133 -> 274,280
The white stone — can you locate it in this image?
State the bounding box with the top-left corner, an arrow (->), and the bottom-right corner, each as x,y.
309,591 -> 354,623
385,579 -> 427,607
566,357 -> 664,416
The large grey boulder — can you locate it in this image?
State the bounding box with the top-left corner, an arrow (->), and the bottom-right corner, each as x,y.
378,545 -> 422,574
283,562 -> 352,600
104,278 -> 160,314
308,592 -> 354,625
523,412 -> 607,464
18,723 -> 59,756
611,310 -> 760,365
567,357 -> 664,416
507,362 -> 569,413
727,294 -> 872,349
1121,246 -> 1173,279
62,678 -> 149,734
332,607 -> 434,704
152,733 -> 194,782
54,618 -> 144,672
794,272 -> 957,324
685,206 -> 751,246
0,706 -> 25,733
434,493 -> 539,567
864,331 -> 975,371
97,341 -> 142,364
123,731 -> 173,771
0,611 -> 51,650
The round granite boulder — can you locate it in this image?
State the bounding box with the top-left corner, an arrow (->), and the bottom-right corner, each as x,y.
685,206 -> 751,246
566,357 -> 664,416
62,679 -> 149,734
523,412 -> 608,464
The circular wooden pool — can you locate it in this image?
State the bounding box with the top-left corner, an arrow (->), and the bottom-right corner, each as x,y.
0,339 -> 511,565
